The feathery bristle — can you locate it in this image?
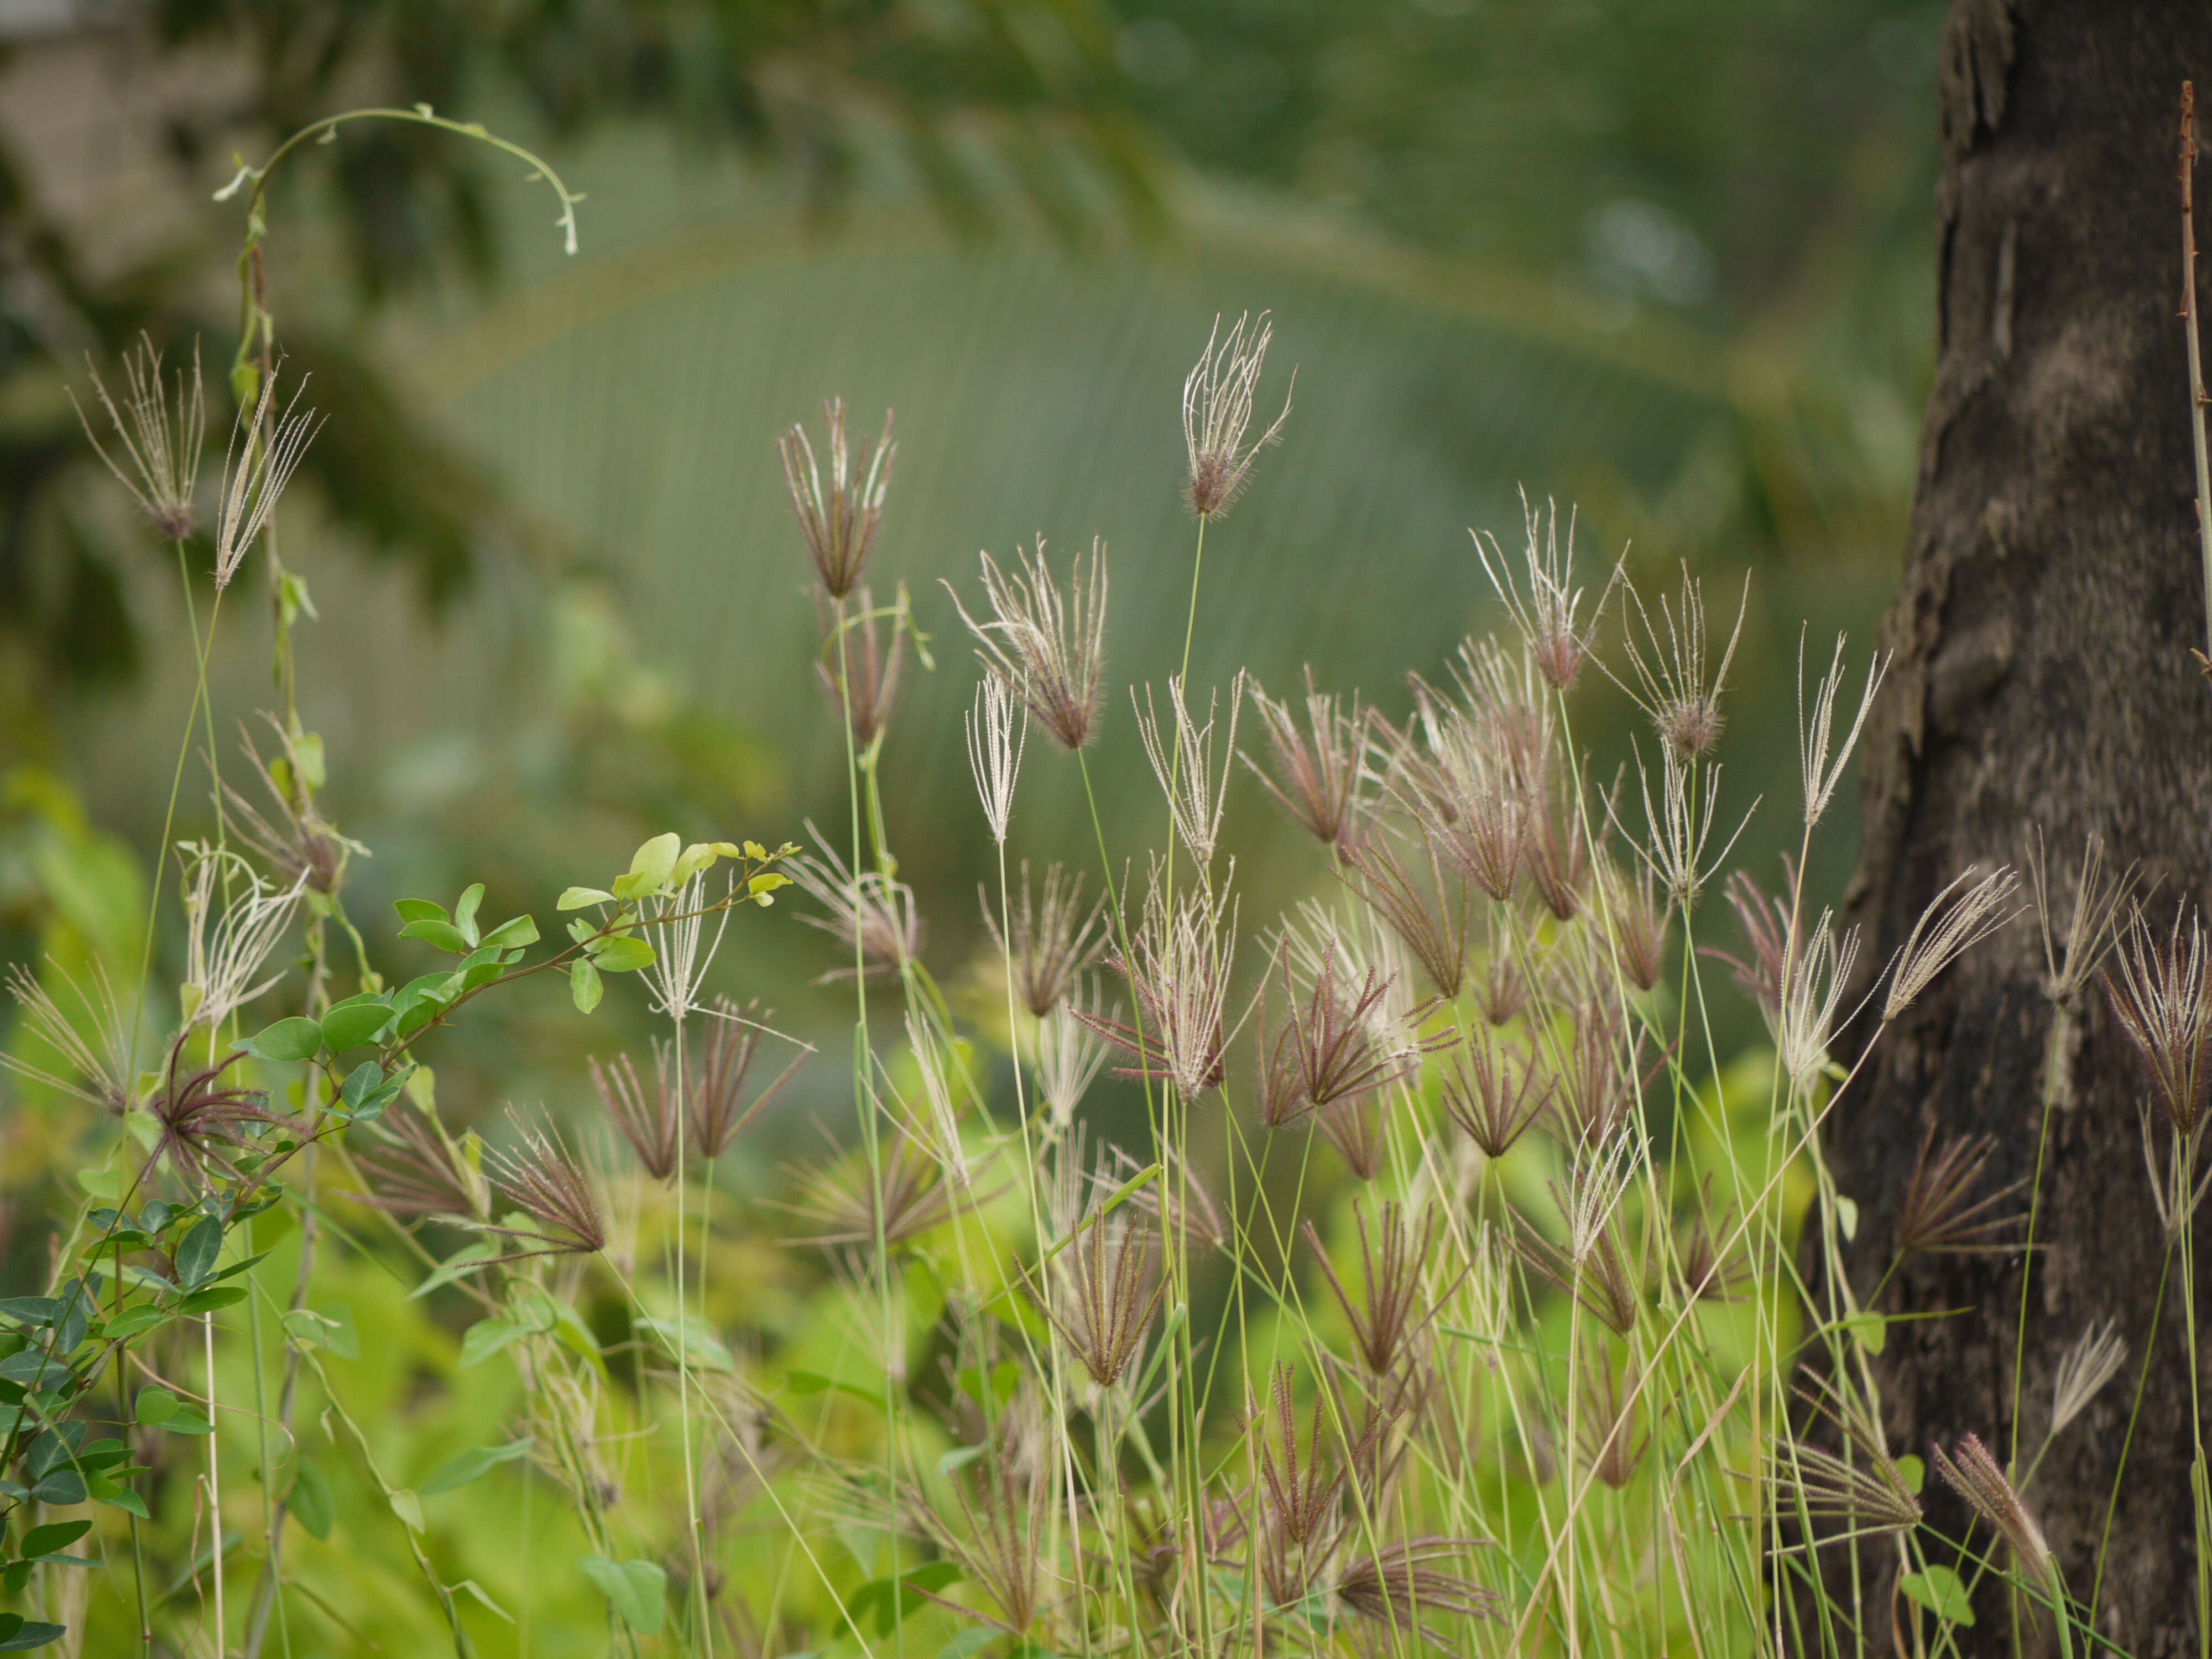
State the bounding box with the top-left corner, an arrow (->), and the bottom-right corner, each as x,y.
485,1113 -> 607,1256
1243,669 -> 1368,855
72,332 -> 206,543
983,861 -> 1108,1019
1885,865 -> 2021,1020
950,537 -> 1108,752
1933,1432 -> 2057,1588
213,365 -> 321,591
1895,1128 -> 2027,1258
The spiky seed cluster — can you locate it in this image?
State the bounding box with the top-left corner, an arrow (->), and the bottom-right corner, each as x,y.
1037,1209 -> 1164,1389
780,1135 -> 954,1252
1616,565 -> 1749,760
1703,862 -> 1797,1019
1895,1128 -> 2028,1257
1933,1433 -> 2057,1588
2049,1318 -> 2127,1441
1340,833 -> 1467,1000
691,999 -> 806,1161
1077,875 -> 1236,1097
1439,1029 -> 1552,1159
591,1049 -> 682,1182
964,674 -> 1027,844
1034,990 -> 1111,1129
1251,1364 -> 1350,1572
2104,906 -> 2212,1136
223,719 -> 349,894
1600,858 -> 1671,992
1777,912 -> 1859,1095
1181,311 -> 1293,518
1,961 -> 134,1115
74,333 -> 206,542
1472,493 -> 1614,692
352,1103 -> 489,1222
1335,1538 -> 1499,1640
2030,831 -> 2137,1006
1244,671 -> 1368,854
1135,673 -> 1244,867
485,1113 -> 607,1256
1575,1363 -> 1651,1490
213,367 -> 322,591
951,538 -> 1108,751
1773,1371 -> 1922,1537
178,844 -> 304,1032
788,830 -> 921,982
1798,630 -> 1887,832
1886,865 -> 2021,1020
1266,935 -> 1431,1118
149,1036 -> 291,1187
779,398 -> 894,599
1306,1201 -> 1438,1378
985,862 -> 1108,1019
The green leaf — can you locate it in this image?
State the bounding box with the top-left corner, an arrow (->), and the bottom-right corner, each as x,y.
393,899 -> 447,925
320,999 -> 394,1052
237,1017 -> 322,1063
102,1306 -> 168,1340
134,1387 -> 179,1426
581,1556 -> 667,1635
478,914 -> 539,950
288,1457 -> 333,1540
588,935 -> 656,973
456,1317 -> 524,1370
388,1489 -> 425,1534
0,1618 -> 66,1651
421,1438 -> 532,1496
341,1061 -> 385,1110
163,1414 -> 214,1437
29,1471 -> 85,1506
409,1241 -> 500,1301
1899,1566 -> 1975,1626
849,1563 -> 963,1637
399,918 -> 473,954
94,1486 -> 148,1519
570,959 -> 603,1014
787,1369 -> 886,1410
1840,1312 -> 1887,1356
173,1214 -> 223,1287
1896,1453 -> 1924,1495
22,1521 -> 90,1559
0,1297 -> 61,1327
454,883 -> 486,946
557,887 -> 617,911
175,1286 -> 247,1315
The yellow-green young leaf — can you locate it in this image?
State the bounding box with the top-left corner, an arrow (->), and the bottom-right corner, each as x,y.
293,730 -> 326,790
478,914 -> 539,950
748,872 -> 790,895
670,842 -> 718,886
134,1387 -> 178,1426
288,1457 -> 333,1540
454,883 -> 486,944
570,959 -> 603,1014
1895,1453 -> 1925,1494
238,1017 -> 322,1062
457,1317 -> 524,1370
1898,1567 -> 1974,1626
388,1489 -> 426,1534
1834,1194 -> 1859,1241
557,886 -> 616,911
619,832 -> 680,898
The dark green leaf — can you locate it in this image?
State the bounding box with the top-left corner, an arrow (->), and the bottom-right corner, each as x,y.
29,1471 -> 86,1506
102,1307 -> 169,1339
288,1457 -> 333,1540
0,1299 -> 60,1328
0,1618 -> 66,1651
174,1286 -> 247,1315
341,1062 -> 385,1109
173,1215 -> 223,1287
21,1521 -> 90,1559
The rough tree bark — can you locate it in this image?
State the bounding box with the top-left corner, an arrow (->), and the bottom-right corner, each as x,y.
1832,2 -> 2212,1653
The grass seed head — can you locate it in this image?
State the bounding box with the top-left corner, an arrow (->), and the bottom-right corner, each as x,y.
951,537 -> 1108,751
73,332 -> 206,544
984,861 -> 1109,1018
1182,310 -> 1294,519
779,397 -> 894,599
1933,1432 -> 2057,1589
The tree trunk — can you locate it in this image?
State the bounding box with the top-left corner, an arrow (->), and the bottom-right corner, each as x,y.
1833,2 -> 2212,1652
